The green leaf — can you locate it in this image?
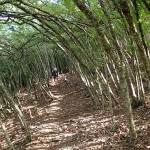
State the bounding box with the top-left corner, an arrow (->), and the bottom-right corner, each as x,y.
63,0 -> 75,12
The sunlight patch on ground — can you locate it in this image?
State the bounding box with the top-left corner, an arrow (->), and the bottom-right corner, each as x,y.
50,106 -> 61,111
58,146 -> 77,150
22,105 -> 35,110
53,95 -> 64,99
17,92 -> 28,97
49,101 -> 60,106
36,122 -> 59,128
99,118 -> 111,123
26,145 -> 50,150
62,132 -> 76,138
38,128 -> 56,134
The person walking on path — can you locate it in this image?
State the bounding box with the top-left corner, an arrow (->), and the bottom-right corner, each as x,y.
52,68 -> 58,82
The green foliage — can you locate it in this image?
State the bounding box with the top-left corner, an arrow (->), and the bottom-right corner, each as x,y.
0,20 -> 69,92
28,93 -> 35,102
63,0 -> 75,12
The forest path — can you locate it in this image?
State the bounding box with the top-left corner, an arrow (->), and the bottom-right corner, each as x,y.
23,74 -> 102,150
0,74 -> 150,150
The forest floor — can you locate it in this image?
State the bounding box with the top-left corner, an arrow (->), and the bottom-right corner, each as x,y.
0,73 -> 150,150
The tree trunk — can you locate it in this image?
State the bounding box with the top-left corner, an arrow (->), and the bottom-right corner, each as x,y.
119,0 -> 150,80
121,66 -> 137,140
0,81 -> 31,143
0,117 -> 15,150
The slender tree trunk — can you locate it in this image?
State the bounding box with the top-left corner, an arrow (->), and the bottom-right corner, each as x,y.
133,0 -> 149,58
0,117 -> 15,150
0,81 -> 31,143
99,0 -> 123,61
73,0 -> 119,69
104,62 -> 115,130
119,0 -> 150,80
121,66 -> 137,140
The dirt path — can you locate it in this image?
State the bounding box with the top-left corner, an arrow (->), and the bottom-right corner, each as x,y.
0,74 -> 150,150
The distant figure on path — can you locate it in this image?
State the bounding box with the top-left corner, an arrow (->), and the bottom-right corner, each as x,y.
52,68 -> 58,82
